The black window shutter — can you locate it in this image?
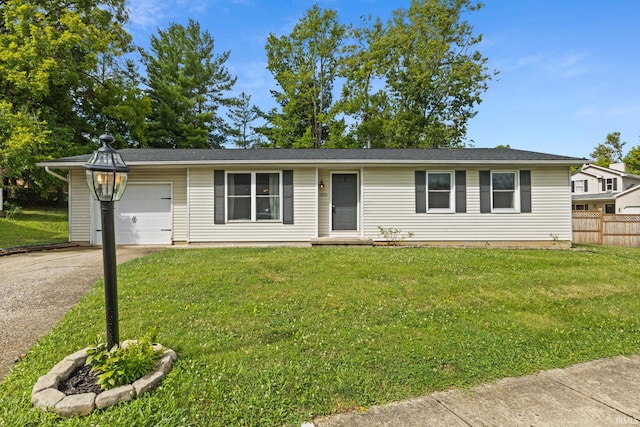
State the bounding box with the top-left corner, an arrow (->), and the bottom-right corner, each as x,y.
613,177 -> 618,191
415,171 -> 426,213
584,180 -> 588,192
479,170 -> 491,213
571,181 -> 575,192
520,170 -> 532,213
283,170 -> 294,224
455,170 -> 466,213
214,170 -> 225,224
602,179 -> 606,191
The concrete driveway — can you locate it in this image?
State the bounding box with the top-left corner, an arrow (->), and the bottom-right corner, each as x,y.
0,246 -> 160,379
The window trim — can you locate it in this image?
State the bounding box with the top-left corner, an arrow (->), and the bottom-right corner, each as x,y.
226,171 -> 282,222
426,171 -> 455,213
491,170 -> 520,213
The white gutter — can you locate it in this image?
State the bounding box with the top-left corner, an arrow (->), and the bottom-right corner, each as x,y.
44,167 -> 69,183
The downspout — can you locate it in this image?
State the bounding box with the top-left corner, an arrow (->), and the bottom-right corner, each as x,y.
45,167 -> 69,183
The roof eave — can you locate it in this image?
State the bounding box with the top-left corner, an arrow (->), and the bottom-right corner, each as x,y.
38,159 -> 584,168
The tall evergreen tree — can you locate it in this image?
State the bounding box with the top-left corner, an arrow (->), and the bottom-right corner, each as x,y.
141,19 -> 237,149
227,92 -> 261,149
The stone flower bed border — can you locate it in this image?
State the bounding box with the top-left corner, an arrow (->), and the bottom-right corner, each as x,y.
31,341 -> 177,417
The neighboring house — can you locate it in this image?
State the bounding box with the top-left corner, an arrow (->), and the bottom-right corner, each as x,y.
571,163 -> 640,214
38,148 -> 584,248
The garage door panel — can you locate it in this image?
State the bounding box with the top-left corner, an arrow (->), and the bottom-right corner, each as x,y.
94,184 -> 172,245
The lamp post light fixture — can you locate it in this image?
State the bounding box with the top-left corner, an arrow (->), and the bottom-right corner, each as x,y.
84,133 -> 129,349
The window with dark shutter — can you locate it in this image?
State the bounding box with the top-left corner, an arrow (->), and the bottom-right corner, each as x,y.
455,170 -> 466,213
520,170 -> 531,213
214,170 -> 225,224
415,171 -> 426,213
283,170 -> 294,224
479,171 -> 491,213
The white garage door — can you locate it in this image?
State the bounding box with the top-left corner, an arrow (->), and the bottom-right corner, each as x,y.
94,184 -> 172,245
624,206 -> 640,214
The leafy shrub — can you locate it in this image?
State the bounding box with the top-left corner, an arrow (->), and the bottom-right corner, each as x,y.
378,226 -> 414,246
86,331 -> 162,390
2,201 -> 22,220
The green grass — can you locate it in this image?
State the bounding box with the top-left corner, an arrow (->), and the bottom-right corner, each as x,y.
0,207 -> 68,248
2,246 -> 640,426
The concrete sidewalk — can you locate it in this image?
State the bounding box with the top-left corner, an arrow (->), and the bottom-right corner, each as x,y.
313,355 -> 640,426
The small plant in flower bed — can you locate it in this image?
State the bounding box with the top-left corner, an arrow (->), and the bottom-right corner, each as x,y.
85,331 -> 162,390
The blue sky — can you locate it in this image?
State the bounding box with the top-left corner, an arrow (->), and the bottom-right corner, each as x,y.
125,0 -> 640,158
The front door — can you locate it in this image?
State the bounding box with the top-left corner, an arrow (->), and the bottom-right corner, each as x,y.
332,174 -> 358,231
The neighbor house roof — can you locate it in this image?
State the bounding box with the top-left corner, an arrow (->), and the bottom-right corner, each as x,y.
576,164 -> 640,180
38,148 -> 586,168
571,193 -> 617,202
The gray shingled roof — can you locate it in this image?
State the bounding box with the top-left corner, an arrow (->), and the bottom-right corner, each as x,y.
39,148 -> 586,167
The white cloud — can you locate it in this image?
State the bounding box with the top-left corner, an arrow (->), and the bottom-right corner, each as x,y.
126,0 -> 169,29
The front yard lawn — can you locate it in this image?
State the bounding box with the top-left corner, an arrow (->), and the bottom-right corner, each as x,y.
0,207 -> 68,248
2,246 -> 640,426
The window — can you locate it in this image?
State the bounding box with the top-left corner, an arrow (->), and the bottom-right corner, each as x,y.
492,171 -> 517,210
605,178 -> 617,191
573,180 -> 584,192
572,204 -> 588,211
415,170 -> 466,214
480,170 -> 530,213
227,172 -> 280,221
256,173 -> 280,220
427,172 -> 453,211
605,204 -> 615,214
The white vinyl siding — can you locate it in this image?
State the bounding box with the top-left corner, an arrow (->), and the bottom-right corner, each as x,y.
362,166 -> 573,242
69,169 -> 92,243
188,167 -> 316,242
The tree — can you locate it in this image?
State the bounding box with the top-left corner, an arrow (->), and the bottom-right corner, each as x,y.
263,0 -> 492,149
76,56 -> 152,149
0,0 -> 132,199
374,0 -> 493,147
226,92 -> 261,149
339,15 -> 389,148
623,145 -> 640,175
264,4 -> 346,148
141,20 -> 237,149
590,132 -> 626,167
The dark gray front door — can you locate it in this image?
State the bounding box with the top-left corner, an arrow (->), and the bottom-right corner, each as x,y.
332,174 -> 358,230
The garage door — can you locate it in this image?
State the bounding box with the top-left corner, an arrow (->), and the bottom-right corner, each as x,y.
624,206 -> 640,214
94,184 -> 172,245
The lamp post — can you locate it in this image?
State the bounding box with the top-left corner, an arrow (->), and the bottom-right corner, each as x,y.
84,134 -> 129,349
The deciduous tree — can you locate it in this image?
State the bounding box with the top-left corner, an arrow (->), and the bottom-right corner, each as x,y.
264,4 -> 346,148
375,0 -> 492,147
0,0 -> 132,197
590,132 -> 626,167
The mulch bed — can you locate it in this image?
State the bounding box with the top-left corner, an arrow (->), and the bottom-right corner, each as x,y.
58,364 -> 102,395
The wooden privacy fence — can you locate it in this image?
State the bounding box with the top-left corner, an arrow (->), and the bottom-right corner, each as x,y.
573,210 -> 640,247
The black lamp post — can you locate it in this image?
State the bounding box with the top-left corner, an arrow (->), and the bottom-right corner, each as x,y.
84,134 -> 129,349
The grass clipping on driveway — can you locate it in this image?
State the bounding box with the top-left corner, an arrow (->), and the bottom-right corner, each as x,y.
2,246 -> 640,426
